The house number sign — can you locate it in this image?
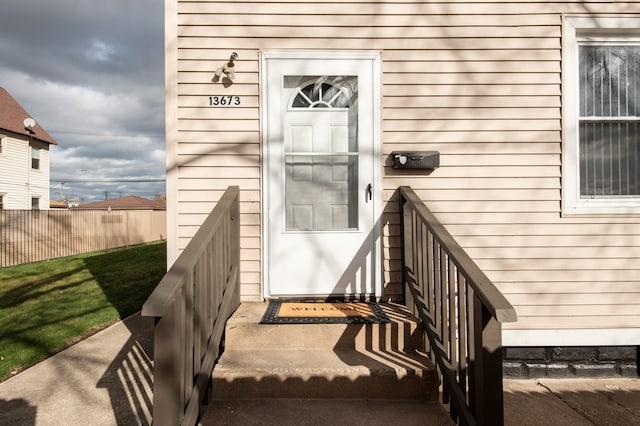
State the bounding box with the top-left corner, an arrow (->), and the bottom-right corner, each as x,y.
209,96 -> 240,106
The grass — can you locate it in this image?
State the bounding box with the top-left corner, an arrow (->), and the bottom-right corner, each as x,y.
0,241 -> 166,382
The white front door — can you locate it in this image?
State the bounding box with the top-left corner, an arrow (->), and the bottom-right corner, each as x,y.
263,53 -> 379,298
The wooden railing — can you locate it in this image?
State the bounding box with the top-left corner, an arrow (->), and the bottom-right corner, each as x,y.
142,186 -> 240,426
399,186 -> 517,426
0,209 -> 166,267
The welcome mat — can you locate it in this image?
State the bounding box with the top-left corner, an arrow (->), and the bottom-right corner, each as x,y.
260,300 -> 390,324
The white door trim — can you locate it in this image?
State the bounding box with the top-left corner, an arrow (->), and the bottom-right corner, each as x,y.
260,51 -> 381,299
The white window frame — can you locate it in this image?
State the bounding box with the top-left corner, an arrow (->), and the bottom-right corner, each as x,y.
563,16 -> 640,215
31,146 -> 40,170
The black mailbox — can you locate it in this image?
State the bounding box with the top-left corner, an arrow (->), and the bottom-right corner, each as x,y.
392,151 -> 440,170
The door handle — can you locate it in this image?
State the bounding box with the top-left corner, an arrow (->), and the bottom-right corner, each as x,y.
366,183 -> 373,201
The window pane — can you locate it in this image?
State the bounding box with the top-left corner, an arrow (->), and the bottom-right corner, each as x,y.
285,155 -> 358,231
579,45 -> 640,198
580,46 -> 640,118
580,122 -> 640,197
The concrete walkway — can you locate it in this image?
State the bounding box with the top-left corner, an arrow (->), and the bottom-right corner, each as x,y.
0,313 -> 154,426
1,313 -> 639,425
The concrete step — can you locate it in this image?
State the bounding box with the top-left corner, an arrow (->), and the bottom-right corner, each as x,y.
200,399 -> 454,426
212,302 -> 439,401
223,302 -> 426,352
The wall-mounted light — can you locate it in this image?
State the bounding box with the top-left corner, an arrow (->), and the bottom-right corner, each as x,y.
213,52 -> 238,82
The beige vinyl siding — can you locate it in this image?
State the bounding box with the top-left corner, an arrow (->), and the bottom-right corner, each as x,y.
169,1 -> 640,335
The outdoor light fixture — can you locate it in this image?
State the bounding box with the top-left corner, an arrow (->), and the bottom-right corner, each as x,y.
213,52 -> 238,82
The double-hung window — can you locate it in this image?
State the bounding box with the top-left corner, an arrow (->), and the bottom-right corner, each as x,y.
564,17 -> 640,214
31,146 -> 40,170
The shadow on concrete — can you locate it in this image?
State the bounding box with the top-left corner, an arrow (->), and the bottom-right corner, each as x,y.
503,378 -> 640,426
96,313 -> 154,426
0,398 -> 36,425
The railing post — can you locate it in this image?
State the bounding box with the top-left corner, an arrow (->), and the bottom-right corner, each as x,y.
152,302 -> 181,425
471,296 -> 505,426
400,195 -> 415,312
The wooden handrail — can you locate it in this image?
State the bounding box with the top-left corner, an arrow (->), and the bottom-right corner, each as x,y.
142,186 -> 241,426
399,186 -> 517,426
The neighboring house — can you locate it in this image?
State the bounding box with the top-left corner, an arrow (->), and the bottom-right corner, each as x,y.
74,195 -> 166,211
164,2 -> 640,349
49,199 -> 68,209
0,87 -> 57,210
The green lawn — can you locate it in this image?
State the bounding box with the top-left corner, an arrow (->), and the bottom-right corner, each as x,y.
0,241 -> 166,382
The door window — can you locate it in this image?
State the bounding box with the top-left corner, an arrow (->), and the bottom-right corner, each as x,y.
283,76 -> 359,231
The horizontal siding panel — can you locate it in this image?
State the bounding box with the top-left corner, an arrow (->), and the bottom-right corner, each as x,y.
177,154 -> 259,167
434,213 -> 638,226
382,61 -> 559,74
179,14 -> 561,27
506,292 -> 640,305
382,49 -> 561,62
504,316 -> 640,330
384,166 -> 559,179
383,85 -> 560,97
383,108 -> 560,120
383,142 -> 560,155
393,189 -> 558,201
178,25 -> 560,39
178,166 -> 260,179
178,37 -> 560,50
474,247 -> 640,260
383,119 -> 560,132
179,2 -> 639,15
446,223 -> 638,236
179,108 -> 259,120
179,119 -> 259,132
517,305 -> 640,317
178,72 -> 259,84
414,154 -> 558,166
499,282 -> 640,294
177,178 -> 260,190
179,190 -> 260,203
384,73 -> 561,85
457,235 -> 640,248
177,213 -> 256,229
477,257 -> 639,271
179,201 -> 260,215
383,96 -> 560,108
177,131 -> 260,143
384,130 -> 560,143
178,60 -> 259,73
179,84 -> 258,96
490,269 -> 640,282
383,177 -> 559,190
179,142 -> 260,155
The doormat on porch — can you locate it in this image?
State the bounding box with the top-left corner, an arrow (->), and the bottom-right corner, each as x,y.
260,300 -> 390,324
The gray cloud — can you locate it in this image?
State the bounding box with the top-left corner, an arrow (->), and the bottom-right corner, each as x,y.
0,0 -> 165,203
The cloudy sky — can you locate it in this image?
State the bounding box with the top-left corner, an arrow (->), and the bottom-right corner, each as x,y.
0,0 -> 165,203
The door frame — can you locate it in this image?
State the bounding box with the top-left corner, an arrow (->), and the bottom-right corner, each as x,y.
260,51 -> 382,299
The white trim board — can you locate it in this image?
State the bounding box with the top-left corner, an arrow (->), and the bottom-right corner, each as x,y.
503,328 -> 640,347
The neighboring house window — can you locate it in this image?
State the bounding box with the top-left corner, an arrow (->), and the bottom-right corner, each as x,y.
31,146 -> 40,169
0,135 -> 5,155
31,197 -> 40,210
0,194 -> 4,210
563,17 -> 640,214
